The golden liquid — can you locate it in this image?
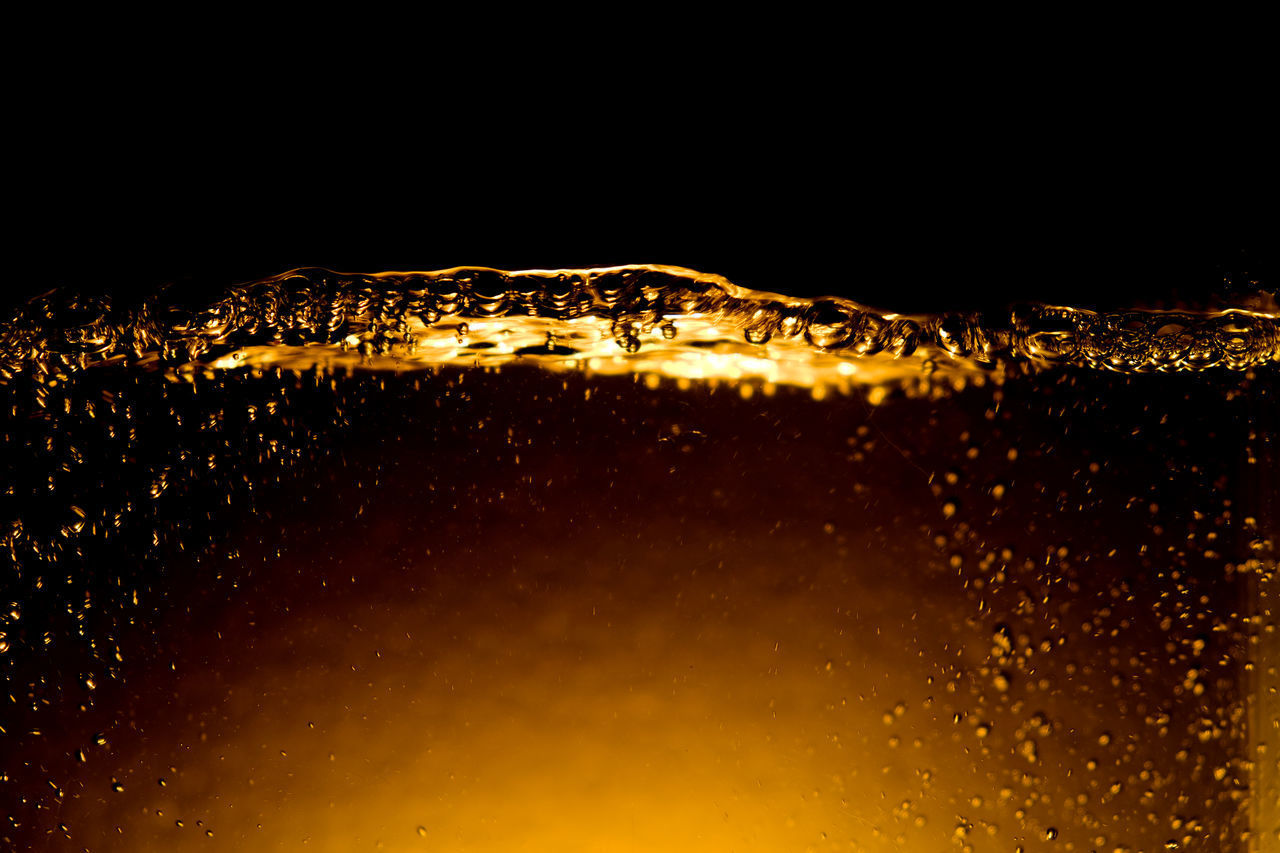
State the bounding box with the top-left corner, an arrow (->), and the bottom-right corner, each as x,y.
1,267 -> 1277,851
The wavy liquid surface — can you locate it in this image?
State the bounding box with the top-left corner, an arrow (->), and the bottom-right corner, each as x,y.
1,268 -> 1277,852
3,266 -> 1277,394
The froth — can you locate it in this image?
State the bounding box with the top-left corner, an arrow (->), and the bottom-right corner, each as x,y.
2,266 -> 1275,388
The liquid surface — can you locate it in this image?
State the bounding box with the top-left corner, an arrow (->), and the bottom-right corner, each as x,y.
4,265 -> 1277,391
1,268 -> 1277,852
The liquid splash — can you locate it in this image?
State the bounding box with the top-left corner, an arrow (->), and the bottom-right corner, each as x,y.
3,266 -> 1276,398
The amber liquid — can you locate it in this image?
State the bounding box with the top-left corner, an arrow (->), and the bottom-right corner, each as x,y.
1,268 -> 1276,851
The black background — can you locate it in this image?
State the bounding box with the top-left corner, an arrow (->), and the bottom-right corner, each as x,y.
8,66 -> 1276,316
12,180 -> 1273,314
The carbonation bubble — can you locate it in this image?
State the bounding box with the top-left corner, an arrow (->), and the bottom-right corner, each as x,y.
0,264 -> 1275,852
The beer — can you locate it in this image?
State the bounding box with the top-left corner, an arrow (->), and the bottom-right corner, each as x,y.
1,266 -> 1276,851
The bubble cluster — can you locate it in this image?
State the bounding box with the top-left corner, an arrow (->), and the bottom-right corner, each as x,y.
2,266 -> 1275,386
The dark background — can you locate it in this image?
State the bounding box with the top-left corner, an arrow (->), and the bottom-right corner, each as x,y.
8,76 -> 1276,316
11,161 -> 1273,316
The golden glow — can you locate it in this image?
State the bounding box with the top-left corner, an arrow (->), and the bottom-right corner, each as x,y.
198,263 -> 985,397
210,311 -> 979,401
59,531 -> 1018,851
